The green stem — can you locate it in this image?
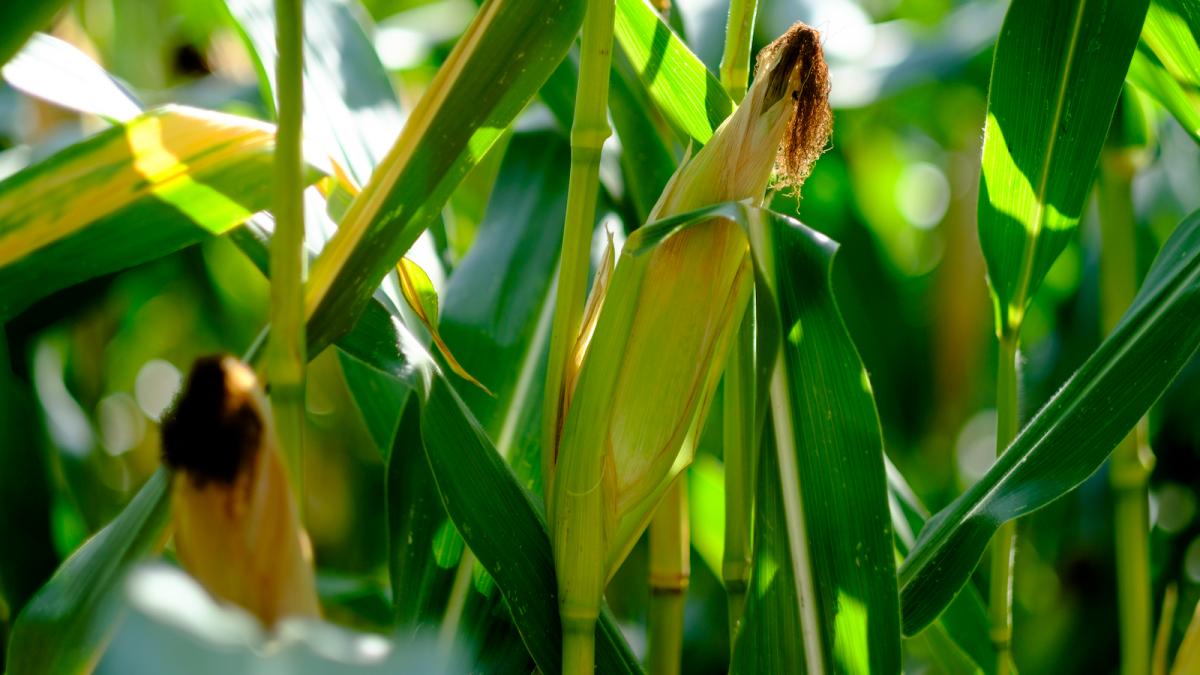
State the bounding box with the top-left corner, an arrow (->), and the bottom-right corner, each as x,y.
563,611 -> 597,675
989,335 -> 1019,675
541,0 -> 615,509
648,479 -> 689,675
269,0 -> 306,498
719,0 -> 758,103
722,306 -> 755,642
1098,150 -> 1154,675
545,4 -> 615,673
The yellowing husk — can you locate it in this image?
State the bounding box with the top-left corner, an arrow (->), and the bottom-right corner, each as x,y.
163,355 -> 320,627
548,21 -> 831,635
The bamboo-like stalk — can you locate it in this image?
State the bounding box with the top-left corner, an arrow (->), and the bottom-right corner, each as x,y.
722,306 -> 754,641
268,0 -> 306,498
989,335 -> 1019,675
541,0 -> 615,512
719,0 -> 758,103
1099,149 -> 1154,675
547,1 -> 616,672
648,479 -> 690,675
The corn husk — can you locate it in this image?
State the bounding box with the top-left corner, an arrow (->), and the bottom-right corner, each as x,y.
162,355 -> 320,627
548,22 -> 831,630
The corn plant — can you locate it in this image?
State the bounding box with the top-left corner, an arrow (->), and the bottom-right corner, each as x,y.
2,0 -> 1200,673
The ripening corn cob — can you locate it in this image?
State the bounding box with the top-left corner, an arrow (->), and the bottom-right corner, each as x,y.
162,355 -> 320,627
547,22 -> 831,673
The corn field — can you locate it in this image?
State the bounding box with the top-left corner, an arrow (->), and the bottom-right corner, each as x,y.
1,0 -> 1200,673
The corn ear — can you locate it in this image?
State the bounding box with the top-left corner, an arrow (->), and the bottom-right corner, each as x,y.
162,355 -> 320,627
548,23 -> 831,668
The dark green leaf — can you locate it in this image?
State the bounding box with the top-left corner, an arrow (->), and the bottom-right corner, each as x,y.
6,469 -> 171,675
887,461 -> 994,674
900,209 -> 1200,634
978,0 -> 1149,336
0,0 -> 70,67
737,207 -> 899,674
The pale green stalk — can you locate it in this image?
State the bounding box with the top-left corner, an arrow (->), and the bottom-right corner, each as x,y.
719,0 -> 758,103
1099,149 -> 1154,675
989,335 -> 1019,675
269,0 -> 306,497
541,0 -> 615,511
648,479 -> 689,675
722,305 -> 754,641
547,2 -> 616,672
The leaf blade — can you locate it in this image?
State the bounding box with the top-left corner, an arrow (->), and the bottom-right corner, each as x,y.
978,0 -> 1149,335
900,209 -> 1200,634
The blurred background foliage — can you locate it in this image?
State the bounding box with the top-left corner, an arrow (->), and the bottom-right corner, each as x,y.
1,0 -> 1199,673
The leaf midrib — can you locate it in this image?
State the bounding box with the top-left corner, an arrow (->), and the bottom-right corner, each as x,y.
1006,0 -> 1088,334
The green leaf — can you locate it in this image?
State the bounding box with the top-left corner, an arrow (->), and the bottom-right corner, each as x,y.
1131,0 -> 1200,143
0,105 -> 320,320
887,461 -> 994,675
335,307 -> 642,673
6,469 -> 171,675
381,130 -> 572,638
0,0 -> 70,67
1,33 -> 142,123
216,0 -> 402,186
385,396 -> 455,626
978,0 -> 1149,336
1128,42 -> 1200,143
900,208 -> 1200,634
1143,0 -> 1200,89
613,0 -> 731,148
303,0 -> 587,354
418,374 -> 642,675
437,131 -> 570,490
609,53 -> 679,223
0,333 -> 58,619
735,207 -> 899,674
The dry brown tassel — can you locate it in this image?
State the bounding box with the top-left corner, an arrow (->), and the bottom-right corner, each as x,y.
161,354 -> 320,626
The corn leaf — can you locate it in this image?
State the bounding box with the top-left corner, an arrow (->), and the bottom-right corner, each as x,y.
739,207 -> 898,674
0,0 -> 70,67
5,469 -> 171,675
437,132 -> 569,482
900,208 -> 1200,634
1131,0 -> 1200,143
337,319 -> 643,673
978,0 -> 1149,336
216,0 -> 402,186
2,33 -> 141,123
613,0 -> 730,147
1129,42 -> 1200,143
0,333 -> 57,620
396,257 -> 489,394
887,460 -> 994,674
0,105 -> 319,321
303,0 -> 586,354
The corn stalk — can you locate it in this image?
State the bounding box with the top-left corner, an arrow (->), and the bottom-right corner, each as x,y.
268,0 -> 306,498
544,0 -> 616,671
